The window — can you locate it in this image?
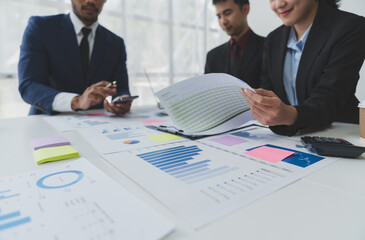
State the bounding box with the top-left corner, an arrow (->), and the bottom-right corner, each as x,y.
0,0 -> 227,117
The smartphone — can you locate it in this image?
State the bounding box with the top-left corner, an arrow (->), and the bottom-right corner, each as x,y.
113,95 -> 139,104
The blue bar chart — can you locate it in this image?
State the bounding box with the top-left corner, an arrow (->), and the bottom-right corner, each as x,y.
103,127 -> 336,229
0,190 -> 20,200
0,210 -> 31,231
137,145 -> 238,184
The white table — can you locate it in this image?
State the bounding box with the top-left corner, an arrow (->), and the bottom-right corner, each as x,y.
1,112 -> 365,240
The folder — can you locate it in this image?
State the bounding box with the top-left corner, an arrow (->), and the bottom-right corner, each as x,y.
146,123 -> 267,140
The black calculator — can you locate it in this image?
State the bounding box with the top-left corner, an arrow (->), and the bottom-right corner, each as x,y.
300,136 -> 365,158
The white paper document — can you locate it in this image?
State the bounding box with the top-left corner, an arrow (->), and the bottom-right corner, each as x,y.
0,158 -> 174,240
78,122 -> 185,154
155,73 -> 254,135
102,127 -> 336,229
43,107 -> 169,132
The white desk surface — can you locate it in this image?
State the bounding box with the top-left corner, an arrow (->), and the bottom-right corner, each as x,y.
1,111 -> 365,240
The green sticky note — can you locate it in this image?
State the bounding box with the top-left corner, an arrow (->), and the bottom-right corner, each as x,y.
147,133 -> 183,142
33,145 -> 79,165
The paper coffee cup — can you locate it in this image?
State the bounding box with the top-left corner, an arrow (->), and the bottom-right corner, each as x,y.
359,100 -> 365,139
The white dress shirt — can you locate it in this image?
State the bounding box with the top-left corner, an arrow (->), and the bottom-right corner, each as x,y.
52,11 -> 99,112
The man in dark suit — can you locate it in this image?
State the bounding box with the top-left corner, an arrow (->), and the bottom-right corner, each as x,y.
205,0 -> 265,88
18,0 -> 131,115
243,0 -> 365,136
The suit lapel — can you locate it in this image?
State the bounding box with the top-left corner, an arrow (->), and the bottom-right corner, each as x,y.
274,27 -> 291,104
222,42 -> 230,73
238,32 -> 257,78
88,26 -> 107,86
296,2 -> 333,103
59,14 -> 83,88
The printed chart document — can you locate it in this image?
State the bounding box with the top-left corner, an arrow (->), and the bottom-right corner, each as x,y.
0,158 -> 174,240
78,122 -> 185,154
102,127 -> 337,229
155,73 -> 254,135
43,107 -> 169,132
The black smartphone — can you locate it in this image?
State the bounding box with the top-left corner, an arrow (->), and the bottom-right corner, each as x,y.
113,95 -> 139,104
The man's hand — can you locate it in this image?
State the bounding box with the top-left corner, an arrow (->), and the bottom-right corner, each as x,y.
103,95 -> 132,114
71,81 -> 117,110
241,88 -> 298,126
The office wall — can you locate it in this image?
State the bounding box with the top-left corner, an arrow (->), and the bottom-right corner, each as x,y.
246,0 -> 365,101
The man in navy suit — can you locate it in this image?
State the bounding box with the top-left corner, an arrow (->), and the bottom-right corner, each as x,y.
205,0 -> 265,88
242,0 -> 365,136
18,0 -> 132,115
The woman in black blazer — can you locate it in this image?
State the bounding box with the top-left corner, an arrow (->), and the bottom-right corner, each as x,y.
242,0 -> 365,136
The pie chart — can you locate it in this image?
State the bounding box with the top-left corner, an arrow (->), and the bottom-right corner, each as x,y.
123,140 -> 140,144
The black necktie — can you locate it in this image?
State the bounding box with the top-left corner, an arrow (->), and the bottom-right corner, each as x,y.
229,42 -> 240,77
80,27 -> 91,80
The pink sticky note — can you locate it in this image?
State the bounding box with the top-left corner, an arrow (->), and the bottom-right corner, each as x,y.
29,136 -> 70,150
142,119 -> 167,125
87,112 -> 107,116
209,136 -> 248,146
244,146 -> 294,163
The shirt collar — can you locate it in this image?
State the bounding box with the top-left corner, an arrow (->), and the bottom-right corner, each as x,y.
230,28 -> 252,50
287,24 -> 312,52
70,11 -> 99,38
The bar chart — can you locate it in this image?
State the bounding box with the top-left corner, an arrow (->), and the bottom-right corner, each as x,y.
0,210 -> 31,232
0,190 -> 20,200
136,145 -> 238,184
103,129 -> 337,229
104,142 -> 296,228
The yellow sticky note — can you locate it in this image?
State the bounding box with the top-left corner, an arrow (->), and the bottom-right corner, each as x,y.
33,145 -> 79,165
147,133 -> 183,142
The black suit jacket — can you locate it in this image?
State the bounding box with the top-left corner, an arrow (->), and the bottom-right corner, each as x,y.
205,31 -> 265,88
261,1 -> 365,136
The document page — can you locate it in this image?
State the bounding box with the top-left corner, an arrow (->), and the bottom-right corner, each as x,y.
102,127 -> 337,229
43,107 -> 169,132
155,73 -> 254,135
78,122 -> 185,154
0,158 -> 174,240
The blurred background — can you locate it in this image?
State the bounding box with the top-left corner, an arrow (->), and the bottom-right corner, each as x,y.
0,0 -> 364,118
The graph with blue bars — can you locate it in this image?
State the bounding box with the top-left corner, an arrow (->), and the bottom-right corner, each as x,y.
0,190 -> 20,200
0,190 -> 31,232
0,210 -> 31,232
137,145 -> 238,184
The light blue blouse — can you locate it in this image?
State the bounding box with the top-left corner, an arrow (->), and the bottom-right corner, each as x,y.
283,24 -> 312,105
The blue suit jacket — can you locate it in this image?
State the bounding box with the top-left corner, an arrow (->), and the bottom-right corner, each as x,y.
18,14 -> 130,115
